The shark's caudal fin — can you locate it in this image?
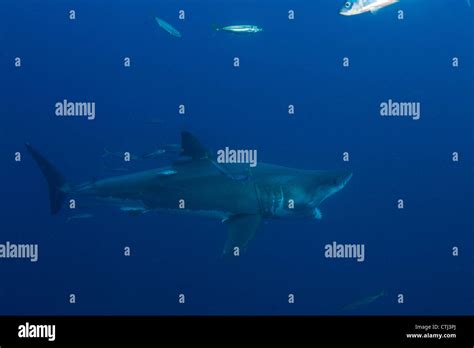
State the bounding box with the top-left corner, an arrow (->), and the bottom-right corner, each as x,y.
25,143 -> 67,214
181,131 -> 210,160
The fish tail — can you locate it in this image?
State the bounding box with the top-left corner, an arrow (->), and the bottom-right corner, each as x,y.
211,24 -> 220,31
467,0 -> 472,7
25,143 -> 68,215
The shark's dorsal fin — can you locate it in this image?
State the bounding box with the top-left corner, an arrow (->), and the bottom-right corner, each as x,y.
223,214 -> 262,256
181,131 -> 210,160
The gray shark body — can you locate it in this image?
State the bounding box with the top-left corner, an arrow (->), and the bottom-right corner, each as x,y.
26,132 -> 352,255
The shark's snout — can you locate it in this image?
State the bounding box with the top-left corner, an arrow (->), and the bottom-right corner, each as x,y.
309,170 -> 352,207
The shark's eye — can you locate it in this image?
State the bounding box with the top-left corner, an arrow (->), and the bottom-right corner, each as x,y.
345,1 -> 351,8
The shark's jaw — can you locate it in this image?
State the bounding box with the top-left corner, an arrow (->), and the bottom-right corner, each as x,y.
307,171 -> 353,214
254,170 -> 353,220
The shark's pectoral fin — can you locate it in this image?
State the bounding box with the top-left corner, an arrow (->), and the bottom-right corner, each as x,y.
223,214 -> 262,256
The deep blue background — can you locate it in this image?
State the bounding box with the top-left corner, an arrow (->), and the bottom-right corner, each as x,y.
0,0 -> 473,315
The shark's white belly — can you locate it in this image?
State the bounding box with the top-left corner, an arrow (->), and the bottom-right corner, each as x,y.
153,208 -> 232,221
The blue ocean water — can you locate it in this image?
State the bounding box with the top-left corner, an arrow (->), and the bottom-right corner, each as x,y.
1,0 -> 473,315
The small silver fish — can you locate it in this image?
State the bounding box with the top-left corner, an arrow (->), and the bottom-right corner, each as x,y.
102,148 -> 140,161
155,17 -> 182,38
144,118 -> 163,125
104,166 -> 130,173
155,169 -> 177,176
213,24 -> 263,34
340,0 -> 399,16
342,290 -> 386,311
67,213 -> 94,222
163,144 -> 182,153
141,148 -> 167,159
120,207 -> 150,216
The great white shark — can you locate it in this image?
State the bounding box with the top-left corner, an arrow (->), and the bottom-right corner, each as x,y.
26,132 -> 352,255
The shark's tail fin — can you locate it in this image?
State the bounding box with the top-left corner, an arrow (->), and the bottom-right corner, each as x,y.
25,143 -> 67,214
211,24 -> 220,31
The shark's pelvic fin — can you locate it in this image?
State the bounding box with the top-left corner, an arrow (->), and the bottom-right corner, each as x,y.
180,131 -> 210,160
223,214 -> 262,255
313,208 -> 322,220
25,143 -> 67,214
